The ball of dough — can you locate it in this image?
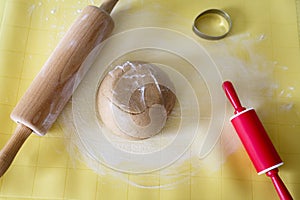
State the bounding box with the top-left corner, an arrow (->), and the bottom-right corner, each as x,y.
97,61 -> 176,139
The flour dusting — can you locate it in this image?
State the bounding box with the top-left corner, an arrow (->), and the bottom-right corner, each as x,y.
54,2 -> 289,189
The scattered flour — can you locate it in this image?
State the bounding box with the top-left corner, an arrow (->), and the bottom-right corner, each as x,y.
23,1 -> 292,188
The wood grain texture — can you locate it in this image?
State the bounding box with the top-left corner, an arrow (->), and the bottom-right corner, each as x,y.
0,1 -> 118,178
10,6 -> 114,136
0,124 -> 32,177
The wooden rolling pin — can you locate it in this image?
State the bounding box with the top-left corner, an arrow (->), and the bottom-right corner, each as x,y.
0,0 -> 118,177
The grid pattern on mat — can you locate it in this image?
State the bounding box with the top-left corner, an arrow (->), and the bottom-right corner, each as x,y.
0,0 -> 299,199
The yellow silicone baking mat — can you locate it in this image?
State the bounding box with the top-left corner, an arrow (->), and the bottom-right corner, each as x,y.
0,0 -> 299,199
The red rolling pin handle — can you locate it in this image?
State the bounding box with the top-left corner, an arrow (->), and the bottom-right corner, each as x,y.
222,81 -> 246,114
222,81 -> 293,200
267,169 -> 293,200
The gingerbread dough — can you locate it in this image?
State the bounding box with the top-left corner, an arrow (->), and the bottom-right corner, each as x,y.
97,61 -> 176,139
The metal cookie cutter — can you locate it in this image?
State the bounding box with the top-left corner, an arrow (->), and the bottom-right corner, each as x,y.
193,9 -> 232,40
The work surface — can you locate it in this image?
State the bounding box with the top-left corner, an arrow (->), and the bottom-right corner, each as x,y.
0,0 -> 300,199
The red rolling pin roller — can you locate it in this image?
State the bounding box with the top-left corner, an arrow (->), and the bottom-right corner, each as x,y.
222,81 -> 293,200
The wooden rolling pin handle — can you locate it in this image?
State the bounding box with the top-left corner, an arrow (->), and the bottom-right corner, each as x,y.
0,124 -> 32,177
100,0 -> 119,14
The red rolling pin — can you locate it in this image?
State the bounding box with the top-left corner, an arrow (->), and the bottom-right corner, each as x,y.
222,81 -> 293,200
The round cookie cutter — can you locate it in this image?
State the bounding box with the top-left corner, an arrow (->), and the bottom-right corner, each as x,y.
193,9 -> 232,40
